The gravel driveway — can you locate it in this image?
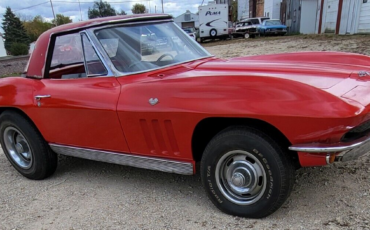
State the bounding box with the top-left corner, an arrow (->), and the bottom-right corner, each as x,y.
1,35 -> 370,230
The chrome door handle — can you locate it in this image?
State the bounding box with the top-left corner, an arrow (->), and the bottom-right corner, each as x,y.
35,95 -> 51,100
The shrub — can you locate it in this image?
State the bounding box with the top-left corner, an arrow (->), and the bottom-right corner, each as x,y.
9,43 -> 29,56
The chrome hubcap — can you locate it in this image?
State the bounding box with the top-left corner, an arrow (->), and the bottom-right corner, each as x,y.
215,150 -> 267,205
3,127 -> 33,169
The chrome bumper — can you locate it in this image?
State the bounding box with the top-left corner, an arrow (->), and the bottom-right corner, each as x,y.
289,134 -> 370,162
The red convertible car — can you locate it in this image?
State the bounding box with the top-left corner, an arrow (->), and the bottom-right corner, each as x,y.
1,14 -> 370,218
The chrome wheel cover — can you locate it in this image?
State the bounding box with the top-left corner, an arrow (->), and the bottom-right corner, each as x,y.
3,127 -> 33,169
210,30 -> 216,37
215,150 -> 267,205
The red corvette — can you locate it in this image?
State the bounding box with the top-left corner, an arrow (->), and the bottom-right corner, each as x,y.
1,14 -> 370,218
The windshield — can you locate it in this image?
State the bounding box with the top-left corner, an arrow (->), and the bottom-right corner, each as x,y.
265,20 -> 282,26
183,28 -> 193,33
94,22 -> 210,74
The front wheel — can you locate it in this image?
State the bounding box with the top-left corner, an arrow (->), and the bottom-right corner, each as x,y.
201,127 -> 294,218
0,111 -> 57,180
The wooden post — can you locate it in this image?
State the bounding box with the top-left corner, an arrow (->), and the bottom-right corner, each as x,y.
336,0 -> 344,34
318,0 -> 325,34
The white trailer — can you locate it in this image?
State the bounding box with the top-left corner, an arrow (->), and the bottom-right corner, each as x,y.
198,2 -> 229,42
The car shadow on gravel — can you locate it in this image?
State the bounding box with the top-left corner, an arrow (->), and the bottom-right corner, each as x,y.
53,153 -> 370,223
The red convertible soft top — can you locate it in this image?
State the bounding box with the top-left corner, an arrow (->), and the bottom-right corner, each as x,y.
25,14 -> 172,78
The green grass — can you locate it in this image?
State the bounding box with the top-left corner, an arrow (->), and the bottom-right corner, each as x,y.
0,73 -> 22,78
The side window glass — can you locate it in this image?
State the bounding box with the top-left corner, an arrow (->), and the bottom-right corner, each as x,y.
81,33 -> 107,77
48,33 -> 86,79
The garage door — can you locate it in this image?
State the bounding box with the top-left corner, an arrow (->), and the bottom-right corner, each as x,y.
181,22 -> 195,28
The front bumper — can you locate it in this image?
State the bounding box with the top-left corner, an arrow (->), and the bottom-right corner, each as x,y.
265,30 -> 287,35
289,133 -> 370,163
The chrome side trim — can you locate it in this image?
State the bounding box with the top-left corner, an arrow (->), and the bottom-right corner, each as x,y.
49,144 -> 193,175
289,133 -> 370,153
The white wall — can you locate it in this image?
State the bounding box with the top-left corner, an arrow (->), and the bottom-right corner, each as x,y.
339,0 -> 361,34
264,0 -> 281,19
358,1 -> 370,33
322,0 -> 339,33
300,0 -> 319,34
0,37 -> 6,57
238,0 -> 249,20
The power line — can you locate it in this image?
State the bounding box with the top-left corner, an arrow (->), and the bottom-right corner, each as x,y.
13,0 -> 151,12
14,1 -> 49,12
52,0 -> 151,3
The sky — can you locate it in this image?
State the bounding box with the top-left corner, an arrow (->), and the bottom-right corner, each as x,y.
0,0 -> 202,33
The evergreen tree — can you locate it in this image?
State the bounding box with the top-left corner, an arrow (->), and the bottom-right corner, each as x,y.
2,7 -> 29,54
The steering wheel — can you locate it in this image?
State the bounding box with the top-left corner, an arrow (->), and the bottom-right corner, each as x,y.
156,53 -> 174,63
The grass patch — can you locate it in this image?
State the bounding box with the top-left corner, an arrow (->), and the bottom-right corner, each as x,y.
0,73 -> 22,78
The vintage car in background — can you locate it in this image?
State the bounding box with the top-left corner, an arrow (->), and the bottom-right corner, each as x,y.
234,19 -> 259,38
1,14 -> 370,218
258,19 -> 287,36
240,16 -> 270,26
182,27 -> 197,41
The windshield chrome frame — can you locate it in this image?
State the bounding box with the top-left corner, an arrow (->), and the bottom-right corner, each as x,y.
86,21 -> 213,77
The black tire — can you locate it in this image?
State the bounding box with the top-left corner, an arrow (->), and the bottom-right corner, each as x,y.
201,127 -> 294,218
0,111 -> 57,180
210,29 -> 217,38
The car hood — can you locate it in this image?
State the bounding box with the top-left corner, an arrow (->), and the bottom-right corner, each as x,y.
192,52 -> 370,105
261,25 -> 287,29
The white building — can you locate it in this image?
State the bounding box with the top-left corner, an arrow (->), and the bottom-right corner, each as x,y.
29,42 -> 36,54
174,10 -> 199,29
0,33 -> 6,57
319,0 -> 370,34
264,0 -> 282,19
238,0 -> 250,20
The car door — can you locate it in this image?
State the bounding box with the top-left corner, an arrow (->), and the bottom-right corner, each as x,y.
29,32 -> 129,153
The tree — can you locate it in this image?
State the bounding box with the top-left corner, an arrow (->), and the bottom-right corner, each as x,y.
1,7 -> 29,54
88,0 -> 117,19
9,43 -> 29,56
117,10 -> 127,15
131,3 -> 146,14
23,15 -> 53,42
231,0 -> 238,22
52,14 -> 72,26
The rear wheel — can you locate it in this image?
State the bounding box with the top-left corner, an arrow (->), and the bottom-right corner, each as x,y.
244,33 -> 250,39
201,127 -> 294,218
0,111 -> 57,180
210,29 -> 217,38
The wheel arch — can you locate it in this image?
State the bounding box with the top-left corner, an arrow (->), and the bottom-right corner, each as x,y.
191,117 -> 299,167
0,107 -> 39,133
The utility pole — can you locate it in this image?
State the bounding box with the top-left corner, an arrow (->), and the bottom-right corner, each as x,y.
50,0 -> 57,26
78,0 -> 83,21
161,0 -> 164,13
